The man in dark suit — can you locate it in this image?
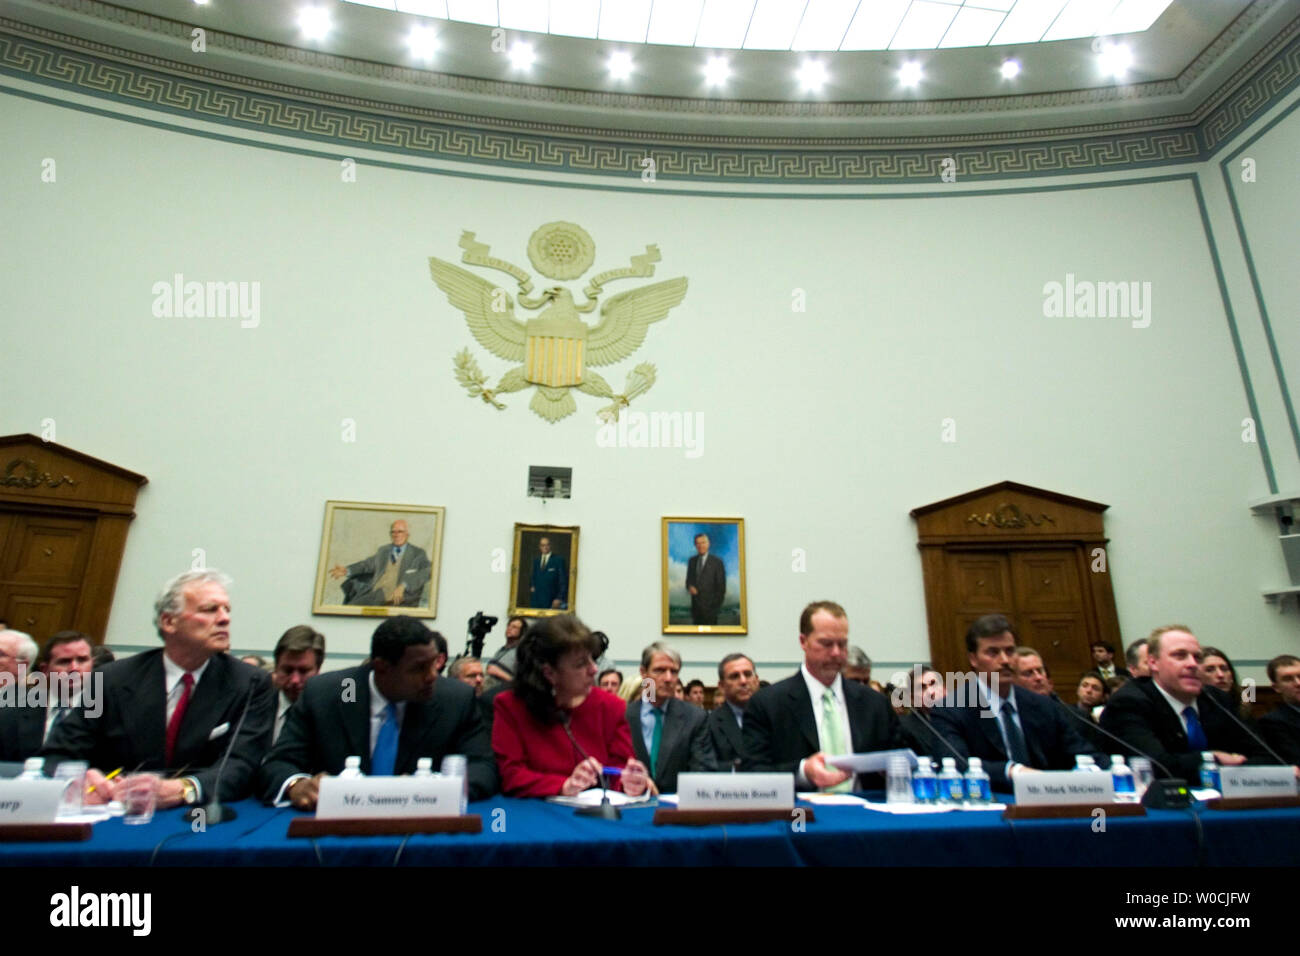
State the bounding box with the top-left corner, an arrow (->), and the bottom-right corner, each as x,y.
707,653 -> 757,769
329,519 -> 432,607
626,641 -> 714,792
742,601 -> 900,791
1100,626 -> 1280,780
528,536 -> 567,610
1260,654 -> 1300,765
44,570 -> 275,808
928,614 -> 1095,791
259,615 -> 497,807
1088,640 -> 1132,682
0,631 -> 96,762
685,533 -> 725,625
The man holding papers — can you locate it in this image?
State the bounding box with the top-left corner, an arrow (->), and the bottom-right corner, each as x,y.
741,601 -> 899,791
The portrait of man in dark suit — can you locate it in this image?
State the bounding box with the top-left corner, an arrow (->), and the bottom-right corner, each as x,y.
663,518 -> 746,632
510,525 -> 577,616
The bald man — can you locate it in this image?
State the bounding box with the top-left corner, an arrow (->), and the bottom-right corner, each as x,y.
330,519 -> 432,607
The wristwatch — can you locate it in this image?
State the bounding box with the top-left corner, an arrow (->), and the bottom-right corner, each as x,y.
179,777 -> 198,805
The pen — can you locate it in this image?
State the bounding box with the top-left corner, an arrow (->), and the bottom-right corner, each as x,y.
601,766 -> 623,777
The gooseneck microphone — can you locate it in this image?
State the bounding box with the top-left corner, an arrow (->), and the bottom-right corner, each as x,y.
186,675 -> 259,826
561,712 -> 621,820
904,707 -> 969,772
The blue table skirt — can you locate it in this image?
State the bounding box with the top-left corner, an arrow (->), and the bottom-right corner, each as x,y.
4,794 -> 1295,867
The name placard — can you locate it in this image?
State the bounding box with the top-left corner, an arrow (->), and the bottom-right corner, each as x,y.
1013,772 -> 1115,806
1219,766 -> 1298,799
316,776 -> 462,819
0,780 -> 67,823
676,773 -> 793,810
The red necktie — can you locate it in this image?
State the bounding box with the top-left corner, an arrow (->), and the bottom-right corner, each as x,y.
165,672 -> 194,766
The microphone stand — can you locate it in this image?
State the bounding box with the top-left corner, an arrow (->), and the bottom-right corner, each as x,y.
186,678 -> 258,826
562,712 -> 621,820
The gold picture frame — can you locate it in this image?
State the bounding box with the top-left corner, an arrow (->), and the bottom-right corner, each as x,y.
661,516 -> 747,634
509,523 -> 579,618
313,500 -> 445,618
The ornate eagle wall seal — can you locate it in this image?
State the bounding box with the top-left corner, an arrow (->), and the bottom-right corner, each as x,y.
429,222 -> 688,423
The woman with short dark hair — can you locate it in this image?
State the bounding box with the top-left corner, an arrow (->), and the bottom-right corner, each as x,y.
492,615 -> 649,797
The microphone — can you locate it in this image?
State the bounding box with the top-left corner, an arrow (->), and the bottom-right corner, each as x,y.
1201,689 -> 1295,768
904,707 -> 969,772
186,673 -> 260,826
561,713 -> 620,820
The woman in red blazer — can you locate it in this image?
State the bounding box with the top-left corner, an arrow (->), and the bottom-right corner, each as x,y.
492,615 -> 649,798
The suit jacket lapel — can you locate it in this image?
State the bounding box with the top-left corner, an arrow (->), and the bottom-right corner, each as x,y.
396,697 -> 437,773
721,706 -> 742,754
977,692 -> 1009,759
658,700 -> 683,777
173,655 -> 235,766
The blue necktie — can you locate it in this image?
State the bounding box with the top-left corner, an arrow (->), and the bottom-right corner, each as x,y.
372,703 -> 399,775
1183,706 -> 1209,751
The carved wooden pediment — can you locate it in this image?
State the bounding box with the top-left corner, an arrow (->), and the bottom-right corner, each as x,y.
911,480 -> 1108,542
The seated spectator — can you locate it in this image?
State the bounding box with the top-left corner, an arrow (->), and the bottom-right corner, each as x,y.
1012,647 -> 1055,697
270,625 -> 326,743
616,673 -> 644,703
91,644 -> 116,668
1198,646 -> 1244,717
1259,655 -> 1300,765
0,629 -> 37,685
1072,674 -> 1111,752
685,679 -> 706,707
485,616 -> 527,688
598,668 -> 623,694
897,666 -> 948,760
492,615 -> 649,797
449,655 -> 485,695
1089,641 -> 1130,681
706,653 -> 757,770
241,655 -> 270,670
1,630 -> 94,761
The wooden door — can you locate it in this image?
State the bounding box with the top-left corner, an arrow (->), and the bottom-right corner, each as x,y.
1009,549 -> 1095,702
0,511 -> 98,641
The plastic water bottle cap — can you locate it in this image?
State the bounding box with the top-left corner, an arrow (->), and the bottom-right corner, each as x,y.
23,757 -> 44,773
941,757 -> 956,769
345,756 -> 361,767
968,757 -> 982,769
1201,752 -> 1214,761
1111,755 -> 1126,766
416,757 -> 433,771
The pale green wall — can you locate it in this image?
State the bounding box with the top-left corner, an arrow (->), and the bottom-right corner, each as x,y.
1,84 -> 1296,687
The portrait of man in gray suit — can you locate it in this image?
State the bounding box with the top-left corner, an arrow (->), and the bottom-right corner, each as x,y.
329,519 -> 432,607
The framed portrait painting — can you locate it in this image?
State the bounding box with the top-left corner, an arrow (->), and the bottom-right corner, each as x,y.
313,501 -> 445,618
661,517 -> 746,634
510,524 -> 578,618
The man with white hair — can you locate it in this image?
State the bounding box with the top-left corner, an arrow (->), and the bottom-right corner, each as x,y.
0,629 -> 37,684
43,569 -> 275,809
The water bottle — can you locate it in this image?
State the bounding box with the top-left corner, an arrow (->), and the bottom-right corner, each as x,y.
1111,755 -> 1136,802
1199,752 -> 1220,791
441,755 -> 469,814
912,757 -> 937,804
886,753 -> 913,804
964,757 -> 992,805
339,755 -> 364,778
18,757 -> 45,780
937,757 -> 964,805
413,757 -> 434,778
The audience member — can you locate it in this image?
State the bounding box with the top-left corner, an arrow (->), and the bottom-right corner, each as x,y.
91,645 -> 116,668
1125,638 -> 1151,678
1100,625 -> 1277,780
742,601 -> 899,791
0,630 -> 94,761
259,615 -> 496,807
897,666 -> 948,760
241,655 -> 270,670
1012,647 -> 1054,697
706,653 -> 757,770
1089,641 -> 1131,681
627,642 -> 714,792
598,668 -> 623,694
44,569 -> 275,809
485,616 -> 528,686
1072,673 -> 1111,751
616,673 -> 644,703
685,679 -> 706,707
271,625 -> 325,743
1198,646 -> 1244,716
1260,655 -> 1300,765
450,655 -> 485,695
929,614 -> 1095,791
0,629 -> 37,684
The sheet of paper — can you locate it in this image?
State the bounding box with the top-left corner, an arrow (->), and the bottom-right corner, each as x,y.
860,801 -> 1006,814
798,793 -> 871,805
826,749 -> 919,774
545,788 -> 653,808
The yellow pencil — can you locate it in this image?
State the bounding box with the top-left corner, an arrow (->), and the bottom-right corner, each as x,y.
85,766 -> 123,794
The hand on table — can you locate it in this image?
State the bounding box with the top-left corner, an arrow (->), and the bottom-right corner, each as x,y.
804,752 -> 850,790
562,757 -> 602,796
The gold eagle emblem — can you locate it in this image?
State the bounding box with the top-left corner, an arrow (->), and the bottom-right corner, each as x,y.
430,222 -> 688,422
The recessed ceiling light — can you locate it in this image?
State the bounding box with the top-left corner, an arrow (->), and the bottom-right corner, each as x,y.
899,60 -> 923,87
607,50 -> 634,80
297,6 -> 332,41
1001,58 -> 1021,79
406,25 -> 438,60
797,59 -> 828,93
703,54 -> 731,87
509,41 -> 535,71
1097,41 -> 1133,79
